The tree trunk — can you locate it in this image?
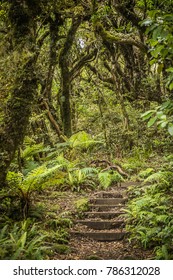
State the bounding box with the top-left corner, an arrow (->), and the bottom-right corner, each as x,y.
0,58 -> 38,188
0,1 -> 38,188
59,18 -> 81,137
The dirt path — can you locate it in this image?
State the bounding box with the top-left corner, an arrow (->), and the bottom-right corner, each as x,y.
52,182 -> 154,260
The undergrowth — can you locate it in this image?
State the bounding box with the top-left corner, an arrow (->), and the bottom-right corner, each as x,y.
125,170 -> 173,259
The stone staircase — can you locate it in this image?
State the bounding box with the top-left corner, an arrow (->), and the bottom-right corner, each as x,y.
70,182 -> 135,241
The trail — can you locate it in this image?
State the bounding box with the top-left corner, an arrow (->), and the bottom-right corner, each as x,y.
55,182 -> 154,260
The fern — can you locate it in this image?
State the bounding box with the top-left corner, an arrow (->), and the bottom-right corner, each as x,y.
98,171 -> 123,189
144,171 -> 173,188
0,220 -> 48,260
22,143 -> 45,159
69,131 -> 103,150
138,168 -> 154,179
98,172 -> 112,188
23,163 -> 63,190
80,167 -> 98,176
125,171 -> 173,259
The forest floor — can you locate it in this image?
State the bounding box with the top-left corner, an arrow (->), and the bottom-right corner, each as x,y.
34,182 -> 155,260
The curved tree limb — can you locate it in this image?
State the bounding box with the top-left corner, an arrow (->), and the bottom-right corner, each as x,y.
95,22 -> 147,52
90,159 -> 129,178
70,48 -> 97,81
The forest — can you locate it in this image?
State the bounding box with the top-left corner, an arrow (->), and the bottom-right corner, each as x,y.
0,0 -> 173,260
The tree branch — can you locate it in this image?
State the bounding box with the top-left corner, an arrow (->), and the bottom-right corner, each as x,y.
70,48 -> 97,81
95,22 -> 147,52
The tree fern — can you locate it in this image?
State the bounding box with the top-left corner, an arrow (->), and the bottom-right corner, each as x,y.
23,163 -> 63,190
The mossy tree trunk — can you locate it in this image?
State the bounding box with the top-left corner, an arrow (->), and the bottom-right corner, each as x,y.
59,18 -> 82,137
0,1 -> 39,188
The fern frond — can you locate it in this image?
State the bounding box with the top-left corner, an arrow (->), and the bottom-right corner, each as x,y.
22,143 -> 45,159
98,172 -> 112,188
144,171 -> 173,186
69,131 -> 103,149
6,171 -> 23,188
80,167 -> 98,176
23,164 -> 62,189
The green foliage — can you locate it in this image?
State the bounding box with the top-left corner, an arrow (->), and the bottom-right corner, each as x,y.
138,168 -> 154,179
0,219 -> 48,260
45,229 -> 69,245
69,131 -> 101,150
53,244 -> 71,254
142,9 -> 173,90
98,172 -> 112,188
141,101 -> 173,136
122,156 -> 147,174
67,167 -> 97,191
74,198 -> 89,213
144,171 -> 173,189
125,171 -> 173,259
22,142 -> 45,160
98,171 -> 123,189
46,217 -> 73,230
6,162 -> 65,217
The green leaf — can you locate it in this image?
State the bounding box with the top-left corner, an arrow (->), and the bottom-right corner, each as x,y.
141,110 -> 155,120
166,67 -> 173,73
151,45 -> 164,58
168,124 -> 173,135
141,19 -> 153,26
161,101 -> 173,109
158,121 -> 168,128
19,232 -> 27,249
150,39 -> 158,47
147,116 -> 157,127
169,82 -> 173,91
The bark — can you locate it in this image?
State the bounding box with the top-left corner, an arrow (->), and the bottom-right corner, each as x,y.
0,1 -> 39,188
41,100 -> 67,142
0,56 -> 38,188
95,22 -> 147,52
59,18 -> 82,137
42,14 -> 63,102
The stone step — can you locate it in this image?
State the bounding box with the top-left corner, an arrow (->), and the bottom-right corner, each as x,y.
70,231 -> 126,241
75,220 -> 125,230
94,192 -> 123,198
120,182 -> 139,188
88,204 -> 124,211
85,211 -> 125,219
90,198 -> 126,205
